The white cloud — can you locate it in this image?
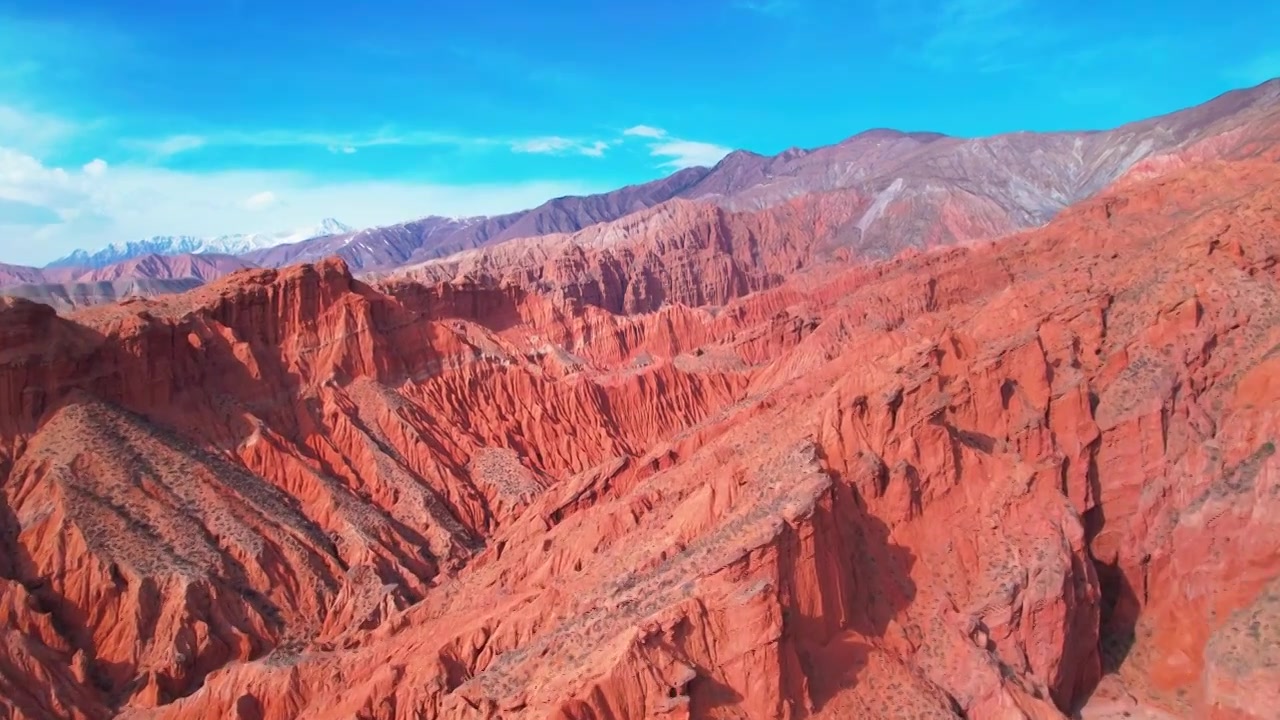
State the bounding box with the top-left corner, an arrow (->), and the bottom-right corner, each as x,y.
130,128 -> 501,158
0,104 -> 737,266
623,125 -> 667,139
0,105 -> 77,152
0,196 -> 61,226
0,146 -> 607,266
512,136 -> 575,154
649,140 -> 733,169
510,136 -> 612,157
131,127 -> 625,159
580,140 -> 610,158
123,120 -> 746,170
622,125 -> 731,168
0,146 -> 79,208
242,190 -> 277,210
135,134 -> 207,157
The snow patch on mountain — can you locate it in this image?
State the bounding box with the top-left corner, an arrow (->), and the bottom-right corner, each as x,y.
48,219 -> 356,269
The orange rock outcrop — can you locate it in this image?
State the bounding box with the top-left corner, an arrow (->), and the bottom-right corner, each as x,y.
1,156 -> 1278,719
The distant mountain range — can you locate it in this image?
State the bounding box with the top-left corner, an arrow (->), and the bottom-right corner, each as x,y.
2,78 -> 1278,313
247,78 -> 1280,272
46,218 -> 355,269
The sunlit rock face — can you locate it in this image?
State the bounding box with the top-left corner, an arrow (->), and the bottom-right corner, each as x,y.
2,85 -> 1280,720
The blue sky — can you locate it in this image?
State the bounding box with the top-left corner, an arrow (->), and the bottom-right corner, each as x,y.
1,0 -> 1277,265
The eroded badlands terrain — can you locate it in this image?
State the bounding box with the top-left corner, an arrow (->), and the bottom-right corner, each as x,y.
0,154 -> 1276,719
2,83 -> 1280,719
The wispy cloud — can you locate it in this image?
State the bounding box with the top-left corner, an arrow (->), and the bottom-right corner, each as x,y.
0,196 -> 61,226
135,134 -> 207,157
0,105 -> 78,153
129,127 -> 624,160
623,125 -> 667,139
242,190 -> 278,211
510,129 -> 731,162
0,97 -> 736,265
650,139 -> 733,169
510,136 -> 612,157
0,144 -> 609,265
307,124 -> 732,168
132,124 -> 734,164
82,158 -> 107,177
580,141 -> 610,158
621,125 -> 732,169
0,106 -> 612,265
126,128 -> 498,159
511,136 -> 574,154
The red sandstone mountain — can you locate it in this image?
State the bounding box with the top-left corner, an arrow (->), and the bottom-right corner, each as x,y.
0,262 -> 47,286
0,253 -> 256,312
249,79 -> 1280,272
69,253 -> 255,283
1,136 -> 1278,720
0,278 -> 206,314
383,80 -> 1280,317
383,193 -> 875,315
6,80 -> 1276,315
242,167 -> 715,271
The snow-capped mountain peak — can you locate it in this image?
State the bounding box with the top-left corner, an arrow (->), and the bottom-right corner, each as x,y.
202,218 -> 355,254
313,218 -> 353,237
46,220 -> 357,269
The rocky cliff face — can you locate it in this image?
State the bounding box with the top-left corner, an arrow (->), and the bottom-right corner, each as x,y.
0,262 -> 47,286
254,81 -> 1280,278
384,82 -> 1280,323
0,254 -> 258,313
0,278 -> 206,313
1,154 -> 1278,719
243,167 -> 716,272
384,192 -> 875,316
7,82 -> 1277,317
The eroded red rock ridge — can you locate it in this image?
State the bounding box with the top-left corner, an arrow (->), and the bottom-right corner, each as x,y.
1,99 -> 1279,719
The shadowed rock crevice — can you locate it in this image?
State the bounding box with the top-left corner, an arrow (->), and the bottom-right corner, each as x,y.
776,472 -> 920,713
